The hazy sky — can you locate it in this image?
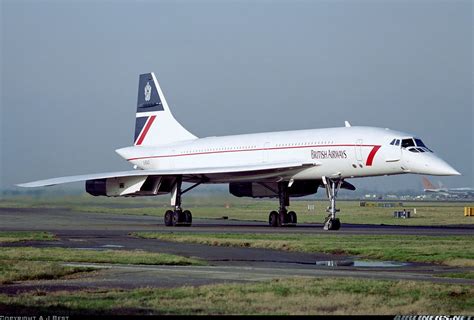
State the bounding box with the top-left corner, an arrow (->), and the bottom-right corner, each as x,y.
1,0 -> 472,192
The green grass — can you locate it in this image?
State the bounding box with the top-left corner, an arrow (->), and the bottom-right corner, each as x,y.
439,271 -> 474,280
65,200 -> 474,226
0,260 -> 94,284
134,232 -> 474,267
0,246 -> 205,285
0,277 -> 472,315
0,247 -> 205,267
1,195 -> 473,226
0,231 -> 56,243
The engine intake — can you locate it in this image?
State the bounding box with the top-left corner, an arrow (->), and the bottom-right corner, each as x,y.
85,176 -> 177,197
229,181 -> 319,198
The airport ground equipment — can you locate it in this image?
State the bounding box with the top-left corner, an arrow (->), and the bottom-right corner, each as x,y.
360,201 -> 403,208
464,207 -> 474,217
393,210 -> 411,219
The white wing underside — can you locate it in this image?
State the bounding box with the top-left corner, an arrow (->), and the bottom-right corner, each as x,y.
17,161 -> 321,188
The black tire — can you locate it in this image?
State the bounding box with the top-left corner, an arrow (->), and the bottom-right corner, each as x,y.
172,210 -> 180,226
269,211 -> 279,227
183,210 -> 192,225
164,210 -> 173,226
279,211 -> 288,226
288,211 -> 297,224
326,218 -> 341,230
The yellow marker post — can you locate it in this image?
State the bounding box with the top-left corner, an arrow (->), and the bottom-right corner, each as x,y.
464,207 -> 474,217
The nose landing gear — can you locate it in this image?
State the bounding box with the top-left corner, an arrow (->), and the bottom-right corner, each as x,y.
323,176 -> 342,231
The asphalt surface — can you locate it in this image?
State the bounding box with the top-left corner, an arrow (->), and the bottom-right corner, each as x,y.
0,206 -> 473,293
2,206 -> 473,235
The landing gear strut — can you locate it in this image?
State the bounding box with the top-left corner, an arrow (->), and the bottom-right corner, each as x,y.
164,177 -> 200,227
323,176 -> 342,231
269,182 -> 297,227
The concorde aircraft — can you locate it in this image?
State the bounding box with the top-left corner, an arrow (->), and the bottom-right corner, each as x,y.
18,73 -> 461,230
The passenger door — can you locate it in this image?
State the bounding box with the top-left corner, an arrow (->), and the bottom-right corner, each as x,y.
354,139 -> 363,166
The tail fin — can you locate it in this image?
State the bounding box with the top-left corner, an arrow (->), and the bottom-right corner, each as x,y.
422,177 -> 437,190
134,73 -> 197,146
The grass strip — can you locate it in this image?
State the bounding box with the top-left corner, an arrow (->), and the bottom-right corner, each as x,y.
134,232 -> 474,267
0,277 -> 472,315
2,197 -> 473,226
0,231 -> 56,243
0,260 -> 94,284
438,272 -> 474,280
0,246 -> 205,284
0,247 -> 205,267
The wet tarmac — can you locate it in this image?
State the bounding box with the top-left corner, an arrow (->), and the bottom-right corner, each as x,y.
0,206 -> 473,293
1,207 -> 472,236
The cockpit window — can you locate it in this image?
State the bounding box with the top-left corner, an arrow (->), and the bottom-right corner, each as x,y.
390,139 -> 401,146
401,139 -> 415,148
414,138 -> 426,148
402,137 -> 433,153
414,138 -> 433,152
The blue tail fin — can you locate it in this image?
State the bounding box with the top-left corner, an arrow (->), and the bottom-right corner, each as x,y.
133,73 -> 197,146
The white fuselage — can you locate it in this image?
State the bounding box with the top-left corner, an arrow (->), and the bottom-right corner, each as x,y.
116,126 -> 459,182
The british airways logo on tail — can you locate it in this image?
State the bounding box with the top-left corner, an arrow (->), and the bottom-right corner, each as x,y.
144,82 -> 152,102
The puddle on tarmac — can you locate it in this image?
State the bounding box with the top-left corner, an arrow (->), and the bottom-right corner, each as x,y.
315,260 -> 407,267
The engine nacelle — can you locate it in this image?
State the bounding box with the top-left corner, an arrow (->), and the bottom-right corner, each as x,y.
86,176 -> 176,197
229,181 -> 319,198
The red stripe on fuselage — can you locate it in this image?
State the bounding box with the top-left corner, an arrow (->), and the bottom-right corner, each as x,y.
365,145 -> 381,166
135,115 -> 156,145
127,143 -> 382,162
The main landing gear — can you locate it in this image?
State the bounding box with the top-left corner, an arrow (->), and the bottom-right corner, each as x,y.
164,177 -> 201,227
322,176 -> 342,231
269,182 -> 297,227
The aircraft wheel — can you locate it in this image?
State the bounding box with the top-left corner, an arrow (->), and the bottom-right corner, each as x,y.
279,211 -> 288,226
288,211 -> 297,225
183,210 -> 192,226
172,210 -> 181,226
269,211 -> 279,227
164,210 -> 174,226
324,218 -> 341,231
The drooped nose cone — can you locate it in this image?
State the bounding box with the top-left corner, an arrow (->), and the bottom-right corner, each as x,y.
425,157 -> 461,176
404,151 -> 461,176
